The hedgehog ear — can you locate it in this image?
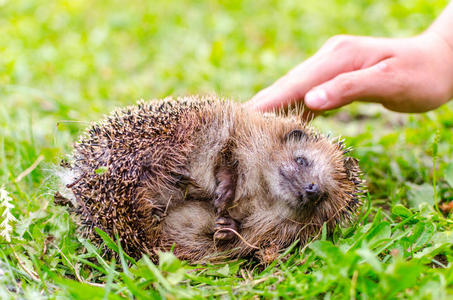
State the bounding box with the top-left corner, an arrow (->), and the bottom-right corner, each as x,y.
284,129 -> 308,142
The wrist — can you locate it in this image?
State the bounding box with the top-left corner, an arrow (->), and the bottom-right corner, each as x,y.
426,2 -> 453,54
421,30 -> 453,103
425,29 -> 453,59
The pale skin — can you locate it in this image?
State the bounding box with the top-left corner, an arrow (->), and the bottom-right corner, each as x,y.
247,2 -> 453,114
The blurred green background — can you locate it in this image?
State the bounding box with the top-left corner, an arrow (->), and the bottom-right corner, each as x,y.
0,0 -> 449,162
0,0 -> 448,113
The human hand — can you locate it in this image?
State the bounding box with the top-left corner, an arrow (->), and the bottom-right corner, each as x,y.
247,32 -> 453,113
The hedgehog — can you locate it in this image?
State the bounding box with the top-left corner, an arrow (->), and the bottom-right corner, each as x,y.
57,95 -> 364,263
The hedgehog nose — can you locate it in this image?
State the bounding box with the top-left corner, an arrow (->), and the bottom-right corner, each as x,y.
305,183 -> 321,201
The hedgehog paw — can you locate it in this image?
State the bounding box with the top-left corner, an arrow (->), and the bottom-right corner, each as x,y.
214,217 -> 239,241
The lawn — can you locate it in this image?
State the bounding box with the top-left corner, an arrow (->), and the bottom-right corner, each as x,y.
1,0 -> 452,298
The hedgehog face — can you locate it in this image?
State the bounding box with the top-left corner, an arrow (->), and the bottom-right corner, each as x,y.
263,129 -> 354,217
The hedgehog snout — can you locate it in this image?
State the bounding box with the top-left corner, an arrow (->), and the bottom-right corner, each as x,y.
298,183 -> 328,206
305,183 -> 320,201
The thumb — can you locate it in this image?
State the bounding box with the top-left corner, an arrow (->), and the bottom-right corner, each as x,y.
304,60 -> 393,111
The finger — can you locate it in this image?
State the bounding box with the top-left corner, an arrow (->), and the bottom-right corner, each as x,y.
304,60 -> 397,111
246,54 -> 350,112
247,36 -> 394,112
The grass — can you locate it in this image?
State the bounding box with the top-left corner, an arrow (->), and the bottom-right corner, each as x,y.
1,0 -> 452,298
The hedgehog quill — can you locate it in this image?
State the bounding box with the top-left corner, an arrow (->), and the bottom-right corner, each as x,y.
57,96 -> 365,263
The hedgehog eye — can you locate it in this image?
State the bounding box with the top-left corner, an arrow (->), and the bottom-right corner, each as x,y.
295,156 -> 309,167
285,129 -> 307,142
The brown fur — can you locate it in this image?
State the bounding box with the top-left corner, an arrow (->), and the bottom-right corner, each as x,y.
59,95 -> 364,262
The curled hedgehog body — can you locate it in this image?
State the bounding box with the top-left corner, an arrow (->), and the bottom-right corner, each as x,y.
59,96 -> 364,263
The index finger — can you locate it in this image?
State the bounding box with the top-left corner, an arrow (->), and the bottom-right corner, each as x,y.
246,36 -> 393,112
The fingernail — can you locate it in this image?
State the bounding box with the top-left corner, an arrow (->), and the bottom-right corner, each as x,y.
244,101 -> 258,110
376,61 -> 388,71
246,89 -> 269,110
247,101 -> 266,112
305,89 -> 328,109
244,97 -> 260,110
